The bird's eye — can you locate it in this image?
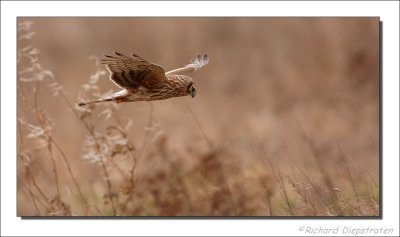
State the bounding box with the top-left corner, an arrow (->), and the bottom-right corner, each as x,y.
187,83 -> 197,98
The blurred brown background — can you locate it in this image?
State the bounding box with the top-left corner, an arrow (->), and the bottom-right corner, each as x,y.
17,17 -> 379,216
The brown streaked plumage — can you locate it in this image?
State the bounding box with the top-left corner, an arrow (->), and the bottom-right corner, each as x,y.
78,52 -> 209,106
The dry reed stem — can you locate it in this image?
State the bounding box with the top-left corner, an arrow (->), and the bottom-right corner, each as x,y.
185,105 -> 212,149
300,132 -> 342,214
18,177 -> 41,215
260,154 -> 294,215
33,84 -> 61,203
58,90 -> 117,215
49,138 -> 90,214
186,106 -> 236,215
337,145 -> 362,214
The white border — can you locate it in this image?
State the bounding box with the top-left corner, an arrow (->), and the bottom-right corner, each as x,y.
1,1 -> 399,236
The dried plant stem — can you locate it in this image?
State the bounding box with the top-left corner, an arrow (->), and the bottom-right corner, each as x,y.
50,138 -> 90,215
47,143 -> 61,199
17,115 -> 42,215
337,145 -> 362,214
32,83 -> 91,214
257,143 -> 294,215
185,106 -> 212,149
57,90 -> 117,215
88,129 -> 117,215
186,106 -> 236,215
19,164 -> 50,213
293,161 -> 335,214
121,104 -> 155,215
266,194 -> 273,216
19,176 -> 41,215
139,103 -> 157,180
28,169 -> 50,204
17,117 -> 24,148
106,153 -> 127,177
266,158 -> 294,215
99,156 -> 117,215
120,149 -> 137,215
110,112 -> 138,215
140,102 -> 154,156
302,133 -> 339,200
33,84 -> 61,201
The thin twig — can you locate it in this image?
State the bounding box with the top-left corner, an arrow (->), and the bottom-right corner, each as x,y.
337,144 -> 362,214
18,176 -> 42,215
51,138 -> 90,215
59,91 -> 117,215
185,105 -> 212,149
33,84 -> 61,201
257,143 -> 294,216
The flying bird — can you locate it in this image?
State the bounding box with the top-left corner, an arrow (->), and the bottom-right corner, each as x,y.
78,52 -> 209,106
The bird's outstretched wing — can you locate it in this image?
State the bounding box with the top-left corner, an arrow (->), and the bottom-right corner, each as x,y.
101,52 -> 167,90
165,54 -> 209,76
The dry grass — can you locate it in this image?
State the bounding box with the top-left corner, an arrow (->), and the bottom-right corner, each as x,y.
17,18 -> 379,216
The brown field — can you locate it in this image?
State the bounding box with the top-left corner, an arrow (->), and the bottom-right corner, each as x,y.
17,17 -> 380,216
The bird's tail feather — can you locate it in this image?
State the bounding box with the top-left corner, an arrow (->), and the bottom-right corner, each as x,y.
77,98 -> 113,107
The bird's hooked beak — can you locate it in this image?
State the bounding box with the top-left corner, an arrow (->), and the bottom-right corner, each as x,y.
191,89 -> 197,98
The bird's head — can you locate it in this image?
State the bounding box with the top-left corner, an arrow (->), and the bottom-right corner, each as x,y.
186,81 -> 197,98
169,75 -> 197,98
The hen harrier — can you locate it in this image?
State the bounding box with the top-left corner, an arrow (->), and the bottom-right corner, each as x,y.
78,52 -> 209,106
